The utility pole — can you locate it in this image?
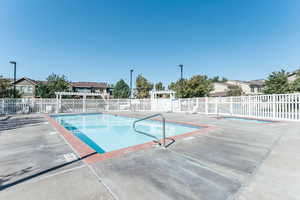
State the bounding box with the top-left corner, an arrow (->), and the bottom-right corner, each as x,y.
9,61 -> 17,98
178,64 -> 183,98
130,69 -> 134,98
179,64 -> 183,81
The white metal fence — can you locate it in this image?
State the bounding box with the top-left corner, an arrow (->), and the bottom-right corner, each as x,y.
1,93 -> 300,121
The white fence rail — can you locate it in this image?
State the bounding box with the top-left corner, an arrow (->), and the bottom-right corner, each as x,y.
1,93 -> 300,121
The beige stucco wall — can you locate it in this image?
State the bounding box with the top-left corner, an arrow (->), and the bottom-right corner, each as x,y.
288,74 -> 297,82
15,79 -> 36,98
226,80 -> 251,94
211,82 -> 228,93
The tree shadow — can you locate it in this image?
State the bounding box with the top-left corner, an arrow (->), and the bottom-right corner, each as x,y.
0,116 -> 45,132
0,152 -> 97,191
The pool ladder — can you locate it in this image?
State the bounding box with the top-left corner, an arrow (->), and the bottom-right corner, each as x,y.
132,113 -> 174,148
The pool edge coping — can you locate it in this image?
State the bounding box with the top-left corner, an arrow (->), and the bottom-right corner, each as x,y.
44,113 -> 217,164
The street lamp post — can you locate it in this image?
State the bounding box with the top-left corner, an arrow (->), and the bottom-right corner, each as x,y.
129,69 -> 134,111
130,69 -> 134,98
179,64 -> 183,81
9,61 -> 17,98
178,64 -> 183,97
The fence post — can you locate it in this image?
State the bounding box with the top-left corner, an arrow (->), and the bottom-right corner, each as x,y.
230,96 -> 233,115
179,99 -> 182,112
248,96 -> 251,116
83,96 -> 86,112
1,99 -> 4,114
56,96 -> 59,113
205,97 -> 208,114
215,97 -> 218,114
170,97 -> 173,112
272,94 -> 276,119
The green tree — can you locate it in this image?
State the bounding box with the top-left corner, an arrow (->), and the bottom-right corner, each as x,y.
185,75 -> 213,97
226,85 -> 243,96
264,70 -> 291,94
0,78 -> 21,98
36,83 -> 51,98
36,74 -> 70,98
291,79 -> 300,92
113,79 -> 130,98
155,82 -> 165,91
168,75 -> 213,98
210,76 -> 220,82
0,78 -> 10,98
135,75 -> 153,98
290,70 -> 300,92
210,76 -> 228,83
2,88 -> 22,98
168,82 -> 176,90
221,77 -> 228,82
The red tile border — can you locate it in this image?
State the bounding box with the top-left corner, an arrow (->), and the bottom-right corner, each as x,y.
44,113 -> 217,164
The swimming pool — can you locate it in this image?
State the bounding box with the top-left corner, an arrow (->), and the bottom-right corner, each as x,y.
223,117 -> 274,123
52,113 -> 201,153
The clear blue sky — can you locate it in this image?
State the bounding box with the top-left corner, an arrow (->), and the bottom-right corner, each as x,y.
1,0 -> 300,87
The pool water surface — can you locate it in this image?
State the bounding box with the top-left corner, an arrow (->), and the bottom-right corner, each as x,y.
52,113 -> 202,153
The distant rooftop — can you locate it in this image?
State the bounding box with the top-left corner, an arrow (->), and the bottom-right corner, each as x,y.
248,79 -> 265,86
12,77 -> 109,88
71,82 -> 108,88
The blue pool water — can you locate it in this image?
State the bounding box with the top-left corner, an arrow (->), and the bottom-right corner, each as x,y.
52,113 -> 201,153
223,117 -> 273,123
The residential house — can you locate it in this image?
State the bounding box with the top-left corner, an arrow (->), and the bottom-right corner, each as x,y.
210,79 -> 265,97
248,80 -> 264,94
13,77 -> 40,98
13,77 -> 111,98
210,82 -> 233,97
288,69 -> 300,82
226,80 -> 251,94
71,82 -> 111,98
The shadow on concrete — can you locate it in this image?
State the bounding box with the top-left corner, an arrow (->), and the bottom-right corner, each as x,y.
0,152 -> 97,191
0,167 -> 34,186
0,116 -> 45,132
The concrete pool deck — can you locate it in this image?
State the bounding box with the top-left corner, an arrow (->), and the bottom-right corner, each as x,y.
0,112 -> 299,200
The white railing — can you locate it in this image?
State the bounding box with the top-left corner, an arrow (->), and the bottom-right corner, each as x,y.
1,93 -> 300,121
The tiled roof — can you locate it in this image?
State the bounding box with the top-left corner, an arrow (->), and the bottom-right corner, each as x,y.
71,82 -> 108,88
249,79 -> 265,86
12,77 -> 109,88
228,80 -> 249,84
13,77 -> 40,85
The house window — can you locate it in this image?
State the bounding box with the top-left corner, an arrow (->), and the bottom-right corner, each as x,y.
27,86 -> 33,93
251,87 -> 255,93
257,87 -> 261,92
20,86 -> 26,93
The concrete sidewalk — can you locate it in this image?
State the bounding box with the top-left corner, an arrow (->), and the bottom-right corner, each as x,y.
237,122 -> 300,200
0,115 -> 114,200
0,113 -> 299,200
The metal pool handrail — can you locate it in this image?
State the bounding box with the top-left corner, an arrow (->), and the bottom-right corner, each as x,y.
133,113 -> 166,147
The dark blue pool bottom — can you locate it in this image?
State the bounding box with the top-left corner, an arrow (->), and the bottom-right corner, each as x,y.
62,120 -> 106,154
